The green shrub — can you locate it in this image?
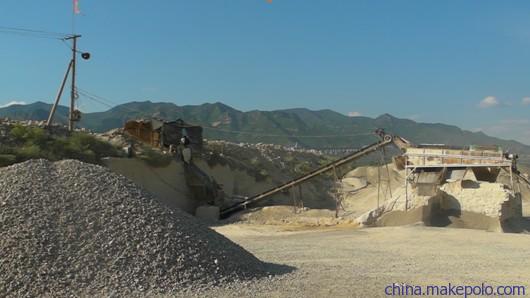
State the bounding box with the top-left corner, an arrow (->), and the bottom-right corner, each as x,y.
249,157 -> 260,166
10,125 -> 47,146
9,124 -> 28,140
1,126 -> 123,167
294,161 -> 312,174
284,155 -> 294,162
0,154 -> 17,167
18,144 -> 42,159
61,133 -> 116,163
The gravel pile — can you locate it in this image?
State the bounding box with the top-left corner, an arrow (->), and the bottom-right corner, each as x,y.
0,159 -> 269,296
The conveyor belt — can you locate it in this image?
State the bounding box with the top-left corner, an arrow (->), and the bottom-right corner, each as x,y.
517,172 -> 530,186
220,135 -> 395,216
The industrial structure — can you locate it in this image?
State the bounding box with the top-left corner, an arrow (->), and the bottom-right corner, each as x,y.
221,129 -> 526,217
124,119 -> 203,150
122,118 -> 222,213
119,120 -> 528,221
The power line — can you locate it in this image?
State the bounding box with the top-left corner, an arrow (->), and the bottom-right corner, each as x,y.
77,88 -> 147,115
0,30 -> 63,40
61,39 -> 74,50
77,90 -> 115,109
0,25 -> 69,38
77,88 -> 135,112
77,88 -> 120,106
0,25 -> 73,43
78,92 -> 111,108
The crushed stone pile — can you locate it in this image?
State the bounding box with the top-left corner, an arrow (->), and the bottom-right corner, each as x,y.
0,159 -> 269,297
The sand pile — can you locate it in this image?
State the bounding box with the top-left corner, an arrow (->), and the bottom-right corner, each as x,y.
339,163 -> 405,218
0,159 -> 269,297
340,164 -> 526,232
356,180 -> 523,232
343,163 -> 404,186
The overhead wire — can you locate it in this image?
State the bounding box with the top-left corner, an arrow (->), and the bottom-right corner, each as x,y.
76,88 -> 120,106
61,39 -> 74,50
0,30 -> 62,40
77,90 -> 115,110
0,25 -> 72,41
76,88 -> 143,115
0,25 -> 68,37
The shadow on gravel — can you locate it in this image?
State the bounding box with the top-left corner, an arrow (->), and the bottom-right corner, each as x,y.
501,217 -> 530,234
263,262 -> 297,276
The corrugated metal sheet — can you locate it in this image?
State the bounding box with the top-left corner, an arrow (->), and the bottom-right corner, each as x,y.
123,120 -> 160,147
124,118 -> 203,150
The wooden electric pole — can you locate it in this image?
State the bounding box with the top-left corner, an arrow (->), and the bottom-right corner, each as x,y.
46,34 -> 83,131
46,60 -> 72,127
67,35 -> 80,132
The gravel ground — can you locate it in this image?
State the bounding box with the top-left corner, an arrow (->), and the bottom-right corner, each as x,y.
3,159 -> 528,297
198,224 -> 530,298
0,159 -> 276,297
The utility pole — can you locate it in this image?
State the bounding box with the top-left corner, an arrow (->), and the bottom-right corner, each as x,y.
67,35 -> 80,132
46,60 -> 72,127
46,34 -> 89,131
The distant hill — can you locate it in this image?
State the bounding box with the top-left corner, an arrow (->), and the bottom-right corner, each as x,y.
1,101 -> 529,160
0,101 -> 69,124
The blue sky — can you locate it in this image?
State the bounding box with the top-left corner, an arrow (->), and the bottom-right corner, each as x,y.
1,1 -> 530,144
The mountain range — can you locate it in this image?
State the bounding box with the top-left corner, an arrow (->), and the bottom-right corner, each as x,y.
1,101 -> 529,160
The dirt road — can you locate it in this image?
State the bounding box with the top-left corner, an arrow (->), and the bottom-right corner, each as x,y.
198,224 -> 530,297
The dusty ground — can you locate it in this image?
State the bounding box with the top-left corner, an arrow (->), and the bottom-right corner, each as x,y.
193,223 -> 530,298
229,206 -> 358,228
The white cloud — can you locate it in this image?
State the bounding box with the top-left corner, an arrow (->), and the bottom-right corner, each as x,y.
348,111 -> 362,117
522,97 -> 530,106
0,101 -> 26,108
478,96 -> 499,108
